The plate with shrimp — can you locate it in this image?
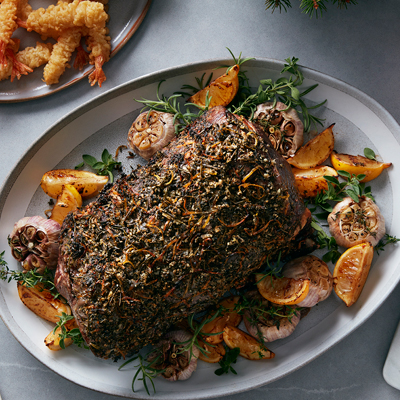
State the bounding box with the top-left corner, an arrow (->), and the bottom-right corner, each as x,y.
0,0 -> 152,102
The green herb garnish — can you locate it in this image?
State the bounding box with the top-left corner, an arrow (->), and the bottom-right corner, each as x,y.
215,346 -> 240,376
231,57 -> 326,132
119,353 -> 164,395
53,312 -> 88,349
364,147 -> 377,161
135,80 -> 210,134
0,253 -> 59,297
375,233 -> 400,255
76,149 -> 121,183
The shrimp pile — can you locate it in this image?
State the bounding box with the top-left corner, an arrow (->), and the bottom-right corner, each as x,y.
0,0 -> 110,86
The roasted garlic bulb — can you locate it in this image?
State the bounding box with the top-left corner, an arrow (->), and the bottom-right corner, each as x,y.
253,101 -> 304,158
328,196 -> 385,248
150,330 -> 199,381
127,110 -> 176,160
8,216 -> 60,273
243,291 -> 301,342
282,255 -> 333,307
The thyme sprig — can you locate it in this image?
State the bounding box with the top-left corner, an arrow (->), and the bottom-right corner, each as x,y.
53,312 -> 88,349
0,254 -> 59,297
375,234 -> 400,255
76,149 -> 121,183
119,352 -> 165,395
231,57 -> 326,132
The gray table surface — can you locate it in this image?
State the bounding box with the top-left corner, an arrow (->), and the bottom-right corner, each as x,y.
1,0 -> 400,399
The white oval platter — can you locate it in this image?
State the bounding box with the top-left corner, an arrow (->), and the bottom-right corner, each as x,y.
0,58 -> 399,399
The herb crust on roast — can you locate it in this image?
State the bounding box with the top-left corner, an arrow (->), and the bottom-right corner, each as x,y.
55,106 -> 313,359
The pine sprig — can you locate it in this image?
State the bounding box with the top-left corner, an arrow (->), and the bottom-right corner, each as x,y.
265,0 -> 358,17
265,0 -> 292,13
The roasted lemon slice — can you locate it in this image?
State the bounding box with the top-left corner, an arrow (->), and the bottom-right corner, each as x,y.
333,242 -> 374,307
292,165 -> 338,198
255,273 -> 310,305
330,151 -> 391,182
287,124 -> 335,169
188,64 -> 239,108
50,184 -> 82,225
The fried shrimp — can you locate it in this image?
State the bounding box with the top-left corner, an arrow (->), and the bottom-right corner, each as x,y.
0,0 -> 19,66
0,38 -> 33,82
17,0 -> 32,21
1,41 -> 52,82
26,0 -> 107,37
86,25 -> 110,86
43,26 -> 82,84
1,0 -> 113,87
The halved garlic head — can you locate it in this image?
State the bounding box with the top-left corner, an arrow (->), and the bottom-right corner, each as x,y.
253,102 -> 304,158
282,255 -> 333,307
127,111 -> 176,160
328,196 -> 385,248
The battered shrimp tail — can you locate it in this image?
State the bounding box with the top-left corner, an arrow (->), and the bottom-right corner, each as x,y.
73,44 -> 89,70
88,55 -> 105,87
7,47 -> 33,81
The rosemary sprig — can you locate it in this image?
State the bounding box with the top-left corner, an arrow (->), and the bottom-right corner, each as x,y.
135,80 -> 210,133
231,57 -> 326,132
255,252 -> 283,284
178,48 -> 254,100
175,309 -> 222,360
119,352 -> 165,395
75,149 -> 121,183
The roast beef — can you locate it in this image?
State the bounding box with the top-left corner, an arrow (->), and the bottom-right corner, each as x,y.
55,106 -> 314,359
